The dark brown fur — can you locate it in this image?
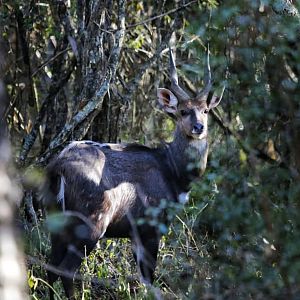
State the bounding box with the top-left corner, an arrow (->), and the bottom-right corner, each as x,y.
44,128 -> 208,299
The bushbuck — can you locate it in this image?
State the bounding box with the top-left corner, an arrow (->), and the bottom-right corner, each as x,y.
43,48 -> 224,299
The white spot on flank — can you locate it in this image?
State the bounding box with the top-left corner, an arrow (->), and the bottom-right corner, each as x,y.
178,192 -> 190,204
76,140 -> 110,148
57,176 -> 66,212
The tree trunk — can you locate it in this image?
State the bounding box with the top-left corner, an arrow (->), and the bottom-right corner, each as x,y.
0,53 -> 27,298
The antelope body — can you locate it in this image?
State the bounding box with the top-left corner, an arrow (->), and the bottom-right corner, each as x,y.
44,49 -> 223,299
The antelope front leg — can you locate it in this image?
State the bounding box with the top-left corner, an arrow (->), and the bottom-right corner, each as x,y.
132,234 -> 160,284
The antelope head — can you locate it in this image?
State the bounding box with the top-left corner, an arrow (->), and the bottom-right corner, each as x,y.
157,47 -> 224,140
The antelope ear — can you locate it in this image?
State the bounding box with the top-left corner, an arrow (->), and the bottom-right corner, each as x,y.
208,94 -> 222,109
157,88 -> 178,114
208,86 -> 225,109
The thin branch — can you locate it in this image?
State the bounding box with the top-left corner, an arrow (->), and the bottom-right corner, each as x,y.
122,14 -> 182,102
36,0 -> 127,166
31,47 -> 71,77
17,58 -> 76,166
126,0 -> 198,29
114,10 -> 184,138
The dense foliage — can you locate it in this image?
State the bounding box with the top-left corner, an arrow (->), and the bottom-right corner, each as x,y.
188,1 -> 300,298
1,0 -> 300,299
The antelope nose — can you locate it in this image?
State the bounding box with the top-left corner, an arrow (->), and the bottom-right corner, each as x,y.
192,123 -> 204,134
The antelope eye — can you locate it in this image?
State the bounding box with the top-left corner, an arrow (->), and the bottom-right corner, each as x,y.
204,109 -> 209,114
180,109 -> 189,116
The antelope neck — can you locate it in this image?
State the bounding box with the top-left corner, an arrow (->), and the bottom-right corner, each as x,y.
165,126 -> 208,191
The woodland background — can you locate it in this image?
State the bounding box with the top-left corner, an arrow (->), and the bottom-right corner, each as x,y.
1,0 -> 300,299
